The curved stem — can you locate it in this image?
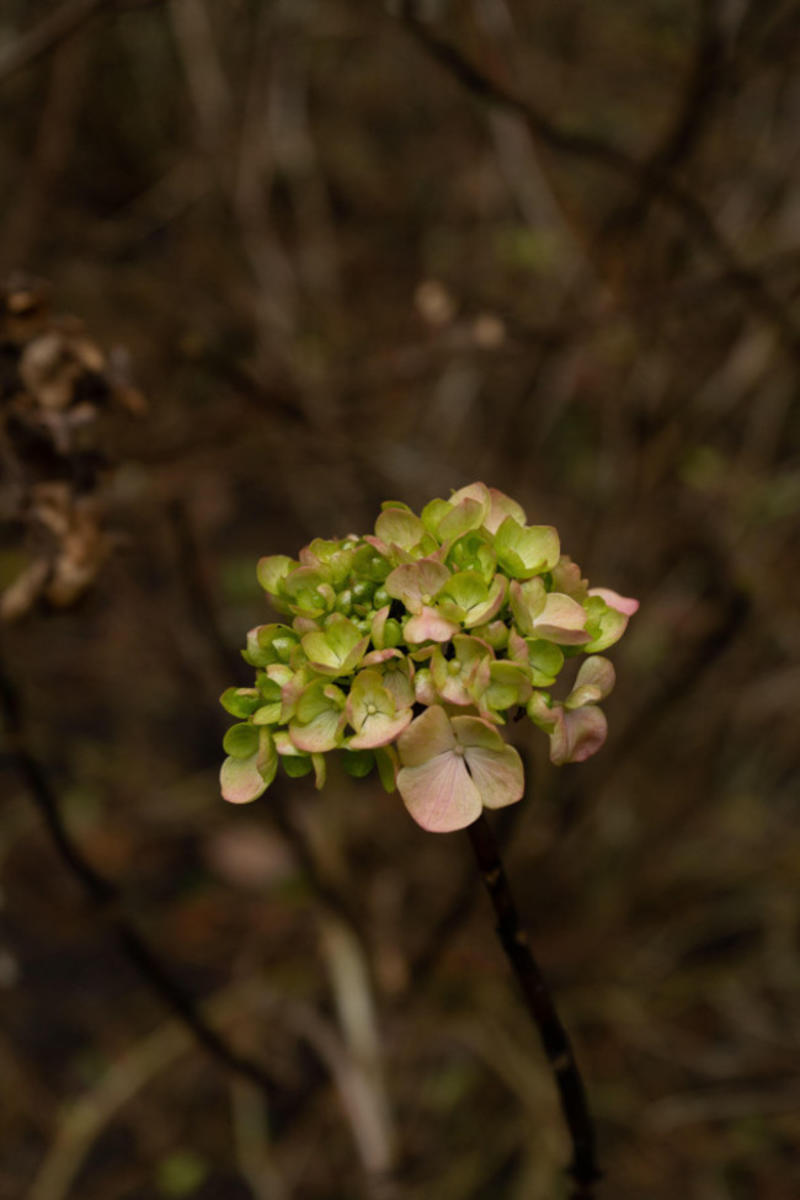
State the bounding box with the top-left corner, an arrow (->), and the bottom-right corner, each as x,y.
466,813 -> 600,1197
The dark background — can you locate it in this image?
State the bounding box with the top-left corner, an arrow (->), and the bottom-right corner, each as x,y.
2,1 -> 800,1197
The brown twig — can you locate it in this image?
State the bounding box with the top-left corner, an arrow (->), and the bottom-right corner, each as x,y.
466,813 -> 600,1198
0,0 -> 109,84
0,652 -> 287,1108
396,3 -> 800,363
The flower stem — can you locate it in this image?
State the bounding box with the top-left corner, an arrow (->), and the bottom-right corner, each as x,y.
466,812 -> 600,1197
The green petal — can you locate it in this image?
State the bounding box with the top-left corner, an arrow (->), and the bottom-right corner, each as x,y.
525,640 -> 565,687
494,517 -> 560,579
220,728 -> 277,803
223,722 -> 259,759
375,507 -> 426,549
463,574 -> 507,627
375,745 -> 398,793
437,496 -> 488,541
256,555 -> 293,596
421,497 -> 453,537
440,570 -> 488,615
346,669 -> 394,731
301,615 -> 369,675
509,578 -> 546,634
349,709 -> 413,750
581,597 -> 630,652
220,687 -> 261,718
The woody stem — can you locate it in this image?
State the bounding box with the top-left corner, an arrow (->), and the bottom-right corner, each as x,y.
465,812 -> 600,1197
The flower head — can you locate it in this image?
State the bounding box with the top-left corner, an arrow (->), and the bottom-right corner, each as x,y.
220,483 -> 638,830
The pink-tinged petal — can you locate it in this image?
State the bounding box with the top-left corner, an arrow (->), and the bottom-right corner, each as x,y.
404,606 -> 460,643
397,704 -> 455,766
532,593 -> 591,645
551,556 -> 588,600
464,742 -> 525,810
463,574 -> 508,627
566,656 -> 615,709
273,730 -> 300,755
292,616 -> 320,635
362,647 -> 401,666
450,482 -> 491,509
382,659 -> 415,709
438,489 -> 490,541
485,487 -> 527,535
588,587 -> 639,616
278,669 -> 307,723
289,706 -> 345,752
220,730 -> 276,803
507,627 -> 529,665
527,691 -> 559,730
414,668 -> 437,705
363,533 -> 394,559
509,577 -> 546,634
431,652 -> 473,705
375,507 -> 426,549
385,558 -> 451,612
397,752 -> 482,832
450,714 -> 507,753
349,708 -> 412,750
550,705 -> 607,765
220,754 -> 268,804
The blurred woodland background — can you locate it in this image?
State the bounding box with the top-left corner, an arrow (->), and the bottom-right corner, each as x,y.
2,1 -> 800,1197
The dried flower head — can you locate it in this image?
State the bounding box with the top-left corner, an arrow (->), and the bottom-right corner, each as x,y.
220,483 -> 638,832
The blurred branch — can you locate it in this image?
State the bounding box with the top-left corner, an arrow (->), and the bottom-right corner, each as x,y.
0,0 -> 108,84
603,0 -> 728,238
318,916 -> 400,1196
0,34 -> 88,268
408,801 -> 522,989
230,1077 -> 289,1200
466,813 -> 599,1199
167,0 -> 298,341
28,971 -> 377,1200
396,3 -> 800,362
0,652 -> 287,1108
0,0 -> 163,85
165,495 -> 399,1195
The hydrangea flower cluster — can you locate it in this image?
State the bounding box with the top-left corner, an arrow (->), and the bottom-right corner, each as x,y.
220,483 -> 637,832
